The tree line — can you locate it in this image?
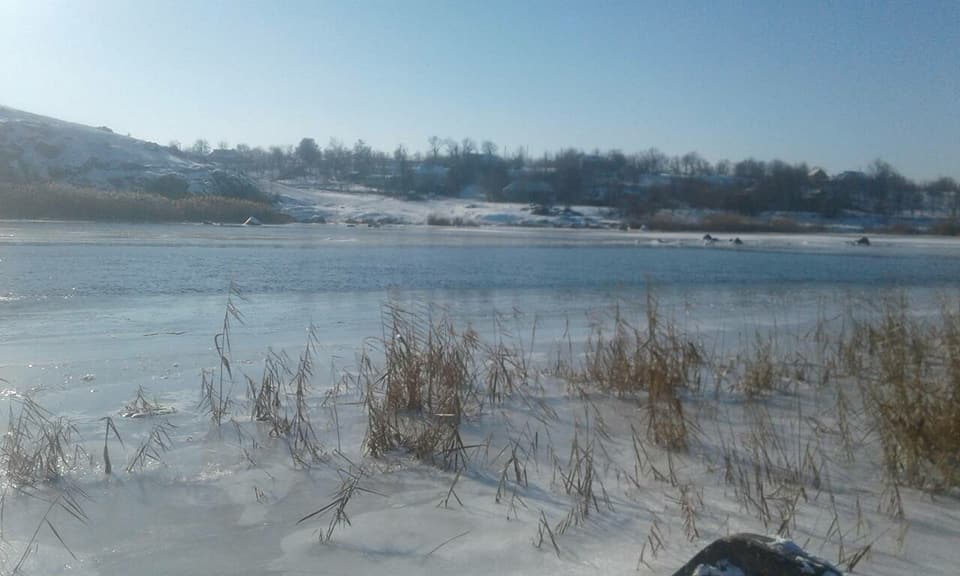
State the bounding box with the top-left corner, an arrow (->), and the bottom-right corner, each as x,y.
170,136 -> 960,219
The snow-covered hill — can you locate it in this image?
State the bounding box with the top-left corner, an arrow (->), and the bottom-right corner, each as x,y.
271,180 -> 620,227
0,105 -> 258,197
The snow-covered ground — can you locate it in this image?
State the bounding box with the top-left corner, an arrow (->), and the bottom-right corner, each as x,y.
3,291 -> 960,575
271,180 -> 619,227
272,180 -> 958,235
0,105 -> 244,194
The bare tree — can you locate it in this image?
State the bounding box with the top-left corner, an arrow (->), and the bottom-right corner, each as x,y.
734,158 -> 766,180
715,159 -> 732,176
326,138 -> 347,182
269,146 -> 286,177
444,138 -> 461,159
428,136 -> 442,160
512,147 -> 527,168
636,147 -> 668,174
191,139 -> 210,155
352,139 -> 373,180
393,144 -> 412,195
680,151 -> 710,176
296,138 -> 321,177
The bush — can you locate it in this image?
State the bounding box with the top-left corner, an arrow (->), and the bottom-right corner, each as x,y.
144,174 -> 190,199
426,214 -> 472,227
641,211 -> 811,233
930,219 -> 960,236
209,170 -> 265,201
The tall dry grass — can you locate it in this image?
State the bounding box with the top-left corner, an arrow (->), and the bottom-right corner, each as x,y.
359,304 -> 533,470
0,181 -> 293,223
244,326 -> 326,466
362,304 -> 481,471
845,294 -> 960,489
199,283 -> 244,426
1,396 -> 83,487
0,395 -> 89,572
580,295 -> 702,450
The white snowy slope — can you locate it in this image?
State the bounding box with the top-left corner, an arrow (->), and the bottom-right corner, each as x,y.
271,180 -> 619,227
0,105 -> 249,194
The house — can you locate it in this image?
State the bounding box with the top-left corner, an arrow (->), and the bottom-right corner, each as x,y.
808,167 -> 829,185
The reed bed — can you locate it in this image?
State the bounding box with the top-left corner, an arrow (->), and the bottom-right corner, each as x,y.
361,304 -> 481,470
578,294 -> 702,451
842,294 -> 960,490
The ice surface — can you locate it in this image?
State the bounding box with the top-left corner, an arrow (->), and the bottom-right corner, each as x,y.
1,223 -> 959,575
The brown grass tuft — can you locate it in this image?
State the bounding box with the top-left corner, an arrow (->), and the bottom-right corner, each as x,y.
849,294 -> 960,489
580,294 -> 701,450
362,304 -> 481,471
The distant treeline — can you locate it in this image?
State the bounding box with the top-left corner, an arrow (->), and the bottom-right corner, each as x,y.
0,182 -> 293,224
177,136 -> 960,220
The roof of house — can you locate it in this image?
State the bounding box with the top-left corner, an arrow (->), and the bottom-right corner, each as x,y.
835,170 -> 867,181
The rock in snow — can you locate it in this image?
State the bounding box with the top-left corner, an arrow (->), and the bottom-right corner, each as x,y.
671,534 -> 842,576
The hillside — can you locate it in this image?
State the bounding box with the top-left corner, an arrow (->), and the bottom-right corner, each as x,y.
0,105 -> 260,198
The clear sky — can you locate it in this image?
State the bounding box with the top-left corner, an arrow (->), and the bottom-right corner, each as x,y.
1,0 -> 957,180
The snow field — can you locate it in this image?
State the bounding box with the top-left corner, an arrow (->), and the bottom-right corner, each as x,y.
3,295 -> 960,575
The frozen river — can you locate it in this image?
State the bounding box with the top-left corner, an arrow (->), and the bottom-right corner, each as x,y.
1,221 -> 959,575
2,221 -> 959,416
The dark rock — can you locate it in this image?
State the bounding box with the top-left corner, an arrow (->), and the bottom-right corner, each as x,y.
732,237 -> 743,245
856,236 -> 871,246
702,233 -> 714,241
671,533 -> 842,576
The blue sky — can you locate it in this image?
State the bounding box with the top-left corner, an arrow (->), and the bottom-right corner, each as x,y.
1,0 -> 957,180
